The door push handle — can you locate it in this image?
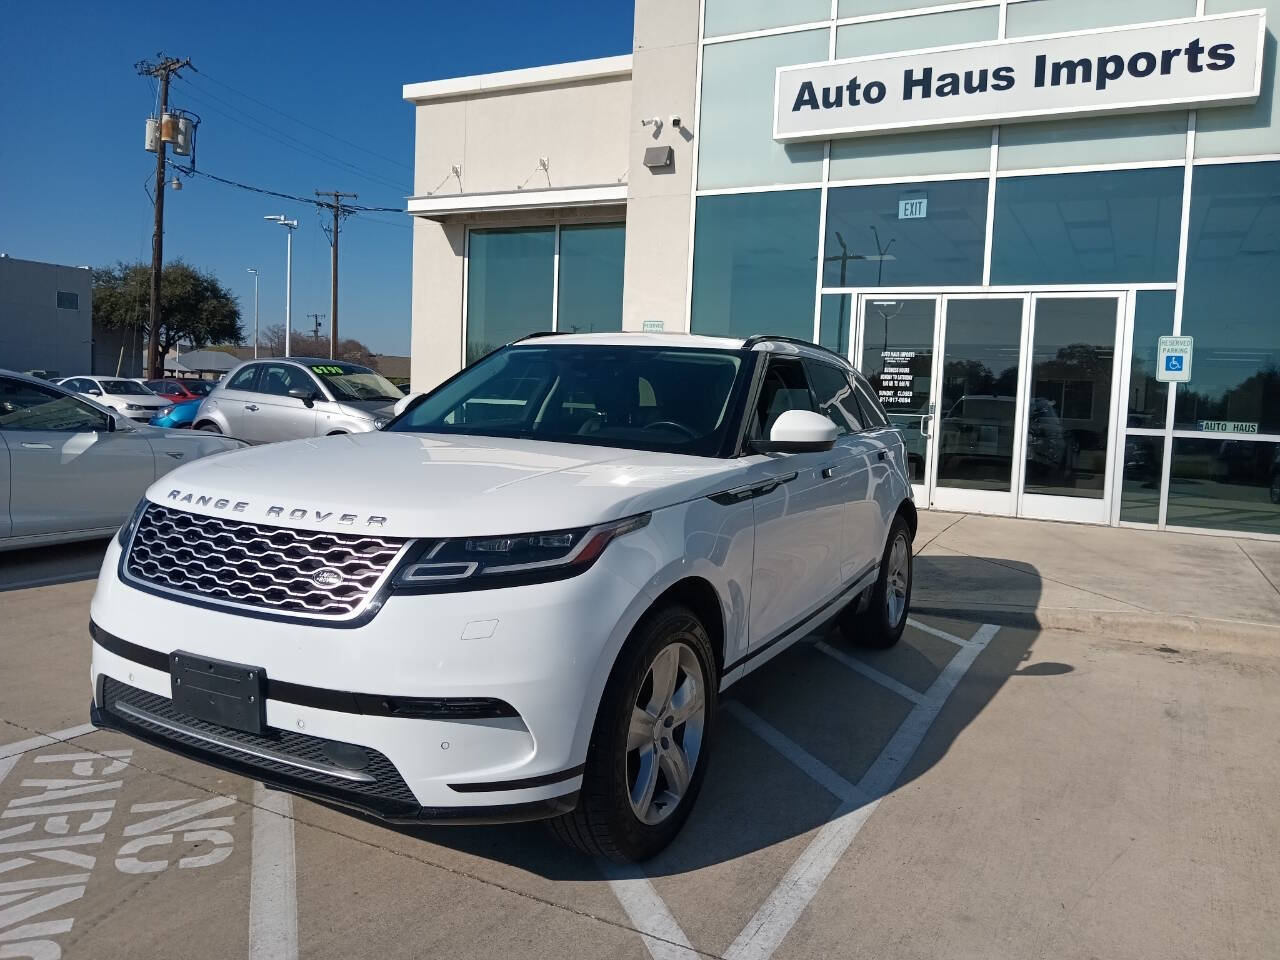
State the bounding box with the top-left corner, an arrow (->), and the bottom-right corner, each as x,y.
245,404 -> 259,412
21,442 -> 53,450
920,414 -> 932,439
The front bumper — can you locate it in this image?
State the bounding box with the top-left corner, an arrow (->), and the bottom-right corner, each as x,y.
89,680 -> 575,825
89,532 -> 656,817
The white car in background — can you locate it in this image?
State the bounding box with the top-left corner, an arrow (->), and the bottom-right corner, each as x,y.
58,376 -> 170,424
0,371 -> 245,550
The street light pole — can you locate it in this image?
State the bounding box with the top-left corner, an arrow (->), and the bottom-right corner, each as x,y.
246,267 -> 259,359
264,216 -> 298,356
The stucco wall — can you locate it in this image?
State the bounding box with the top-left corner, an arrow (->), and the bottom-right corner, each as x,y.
0,257 -> 92,376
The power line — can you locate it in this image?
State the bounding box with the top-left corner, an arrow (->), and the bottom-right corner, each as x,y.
170,163 -> 405,214
188,69 -> 412,173
174,80 -> 409,194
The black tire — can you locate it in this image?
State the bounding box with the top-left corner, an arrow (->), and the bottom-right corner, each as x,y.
195,421 -> 221,434
549,604 -> 717,862
839,515 -> 913,649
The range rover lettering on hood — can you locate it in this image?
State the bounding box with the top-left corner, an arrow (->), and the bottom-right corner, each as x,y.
164,489 -> 388,526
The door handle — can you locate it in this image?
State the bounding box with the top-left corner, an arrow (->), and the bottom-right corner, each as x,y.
877,450 -> 887,462
919,414 -> 932,439
245,404 -> 259,412
21,442 -> 52,450
821,466 -> 834,479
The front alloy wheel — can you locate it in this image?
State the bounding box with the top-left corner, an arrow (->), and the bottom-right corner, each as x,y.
627,642 -> 705,826
550,604 -> 716,862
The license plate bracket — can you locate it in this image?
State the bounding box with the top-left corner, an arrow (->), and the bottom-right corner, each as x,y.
171,651 -> 267,735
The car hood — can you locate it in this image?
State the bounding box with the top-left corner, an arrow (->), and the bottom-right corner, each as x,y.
329,398 -> 399,419
112,394 -> 170,407
146,431 -> 755,537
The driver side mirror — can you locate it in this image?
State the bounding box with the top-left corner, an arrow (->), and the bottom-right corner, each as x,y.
288,387 -> 318,407
393,392 -> 423,418
88,388 -> 102,396
751,410 -> 838,454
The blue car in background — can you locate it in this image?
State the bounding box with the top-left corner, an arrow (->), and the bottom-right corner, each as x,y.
149,397 -> 201,429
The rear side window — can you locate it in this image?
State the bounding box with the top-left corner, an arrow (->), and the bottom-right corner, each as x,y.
805,359 -> 863,435
849,373 -> 890,428
226,365 -> 260,392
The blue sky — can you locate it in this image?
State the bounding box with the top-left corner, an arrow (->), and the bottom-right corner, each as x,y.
0,1 -> 634,356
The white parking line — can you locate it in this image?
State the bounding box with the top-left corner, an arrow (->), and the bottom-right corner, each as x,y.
613,622 -> 999,960
0,723 -> 97,760
249,782 -> 298,960
815,641 -> 926,705
601,861 -> 701,960
906,617 -> 976,647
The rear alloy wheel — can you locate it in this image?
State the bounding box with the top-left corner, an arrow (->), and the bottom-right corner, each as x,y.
840,515 -> 913,649
550,605 -> 716,862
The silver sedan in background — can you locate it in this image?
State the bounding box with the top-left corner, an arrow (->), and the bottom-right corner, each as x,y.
0,371 -> 245,550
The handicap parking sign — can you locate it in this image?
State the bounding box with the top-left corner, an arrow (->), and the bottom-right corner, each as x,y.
1157,336 -> 1193,383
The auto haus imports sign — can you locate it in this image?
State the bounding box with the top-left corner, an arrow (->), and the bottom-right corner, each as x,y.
775,12 -> 1265,142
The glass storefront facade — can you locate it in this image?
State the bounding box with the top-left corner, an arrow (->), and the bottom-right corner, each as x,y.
685,0 -> 1280,537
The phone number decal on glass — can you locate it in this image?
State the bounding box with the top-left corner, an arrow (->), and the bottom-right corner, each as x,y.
310,365 -> 344,375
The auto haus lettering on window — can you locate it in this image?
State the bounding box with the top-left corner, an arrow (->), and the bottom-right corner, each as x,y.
774,11 -> 1264,142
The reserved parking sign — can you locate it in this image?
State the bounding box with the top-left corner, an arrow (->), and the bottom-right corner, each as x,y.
1157,336 -> 1193,383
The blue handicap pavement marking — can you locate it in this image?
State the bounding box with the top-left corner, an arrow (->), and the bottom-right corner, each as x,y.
1166,355 -> 1184,372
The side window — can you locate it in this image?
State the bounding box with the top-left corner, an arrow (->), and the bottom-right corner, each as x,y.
0,378 -> 110,432
805,360 -> 863,435
749,356 -> 816,441
259,364 -> 317,398
226,365 -> 260,392
849,373 -> 890,428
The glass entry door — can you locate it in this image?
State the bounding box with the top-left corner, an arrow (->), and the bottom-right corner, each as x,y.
858,297 -> 938,502
1018,294 -> 1125,524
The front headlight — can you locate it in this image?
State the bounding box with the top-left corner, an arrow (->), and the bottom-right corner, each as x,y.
125,403 -> 146,411
117,499 -> 148,548
394,513 -> 650,593
159,405 -> 174,417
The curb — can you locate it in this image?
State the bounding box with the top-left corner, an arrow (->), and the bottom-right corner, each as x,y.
912,602 -> 1279,654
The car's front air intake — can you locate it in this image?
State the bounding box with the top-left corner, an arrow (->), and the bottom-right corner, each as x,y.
124,503 -> 407,619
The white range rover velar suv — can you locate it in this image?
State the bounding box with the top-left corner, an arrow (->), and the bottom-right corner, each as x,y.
90,333 -> 916,860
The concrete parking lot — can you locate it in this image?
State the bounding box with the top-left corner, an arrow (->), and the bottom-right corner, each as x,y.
1,516 -> 1277,959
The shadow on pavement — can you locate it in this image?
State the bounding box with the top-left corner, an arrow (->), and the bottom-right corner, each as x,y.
391,555 -> 1060,878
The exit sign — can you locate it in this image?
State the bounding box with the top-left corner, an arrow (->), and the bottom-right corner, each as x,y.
899,197 -> 927,219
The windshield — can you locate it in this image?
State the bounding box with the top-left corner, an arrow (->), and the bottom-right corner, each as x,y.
387,345 -> 747,457
307,363 -> 401,402
102,380 -> 153,396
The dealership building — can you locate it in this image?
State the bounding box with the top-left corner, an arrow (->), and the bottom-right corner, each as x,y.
404,0 -> 1280,538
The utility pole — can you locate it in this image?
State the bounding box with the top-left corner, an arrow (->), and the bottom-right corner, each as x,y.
306,312 -> 326,342
137,54 -> 192,378
315,190 -> 357,359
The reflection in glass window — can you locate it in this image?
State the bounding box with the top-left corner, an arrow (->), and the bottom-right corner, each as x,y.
690,190 -> 821,341
1005,0 -> 1196,36
819,294 -> 854,357
1120,435 -> 1164,524
704,0 -> 829,37
937,299 -> 1023,492
466,228 -> 554,365
1177,162 -> 1280,435
1168,438 -> 1280,535
557,223 -> 625,335
824,179 -> 987,288
1025,298 -> 1119,500
990,168 -> 1183,285
1128,291 -> 1174,429
697,30 -> 827,189
835,7 -> 998,58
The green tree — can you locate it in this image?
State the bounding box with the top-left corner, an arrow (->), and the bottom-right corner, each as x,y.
93,261 -> 243,374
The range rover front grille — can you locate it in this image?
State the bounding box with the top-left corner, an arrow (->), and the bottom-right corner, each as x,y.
124,503 -> 408,618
